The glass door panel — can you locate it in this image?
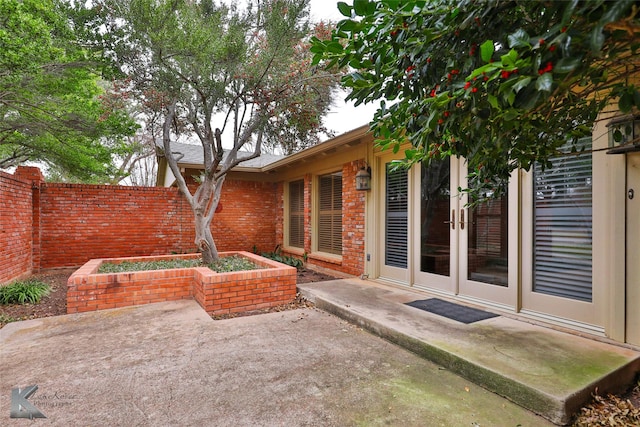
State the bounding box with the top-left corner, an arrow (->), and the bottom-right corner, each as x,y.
413,158 -> 459,293
420,158 -> 451,276
379,158 -> 410,284
385,164 -> 408,268
458,161 -> 516,307
467,193 -> 509,286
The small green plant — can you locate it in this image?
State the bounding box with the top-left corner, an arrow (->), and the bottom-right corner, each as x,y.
0,313 -> 18,326
98,258 -> 201,273
97,256 -> 262,274
0,280 -> 51,305
261,245 -> 304,269
208,256 -> 260,273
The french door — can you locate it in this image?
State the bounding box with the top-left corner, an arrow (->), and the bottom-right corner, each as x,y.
625,153 -> 640,345
378,155 -> 517,308
412,158 -> 517,308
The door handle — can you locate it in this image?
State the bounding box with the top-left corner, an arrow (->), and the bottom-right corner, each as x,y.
460,209 -> 465,230
443,209 -> 455,229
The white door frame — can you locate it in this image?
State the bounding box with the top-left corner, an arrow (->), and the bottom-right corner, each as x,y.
625,152 -> 640,345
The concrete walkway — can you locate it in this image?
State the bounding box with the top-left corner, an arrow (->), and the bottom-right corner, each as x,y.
0,299 -> 553,426
298,279 -> 640,425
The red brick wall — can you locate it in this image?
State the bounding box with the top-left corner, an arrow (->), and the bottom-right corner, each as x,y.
2,163 -> 359,278
341,161 -> 366,275
0,170 -> 34,283
37,184 -> 195,269
213,179 -> 277,254
36,178 -> 277,269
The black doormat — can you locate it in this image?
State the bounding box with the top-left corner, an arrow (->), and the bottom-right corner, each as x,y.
405,298 -> 499,324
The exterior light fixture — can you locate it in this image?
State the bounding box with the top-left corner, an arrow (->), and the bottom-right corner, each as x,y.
607,114 -> 640,154
355,165 -> 371,191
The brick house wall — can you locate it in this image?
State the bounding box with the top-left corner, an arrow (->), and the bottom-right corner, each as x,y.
341,161 -> 366,276
278,161 -> 366,277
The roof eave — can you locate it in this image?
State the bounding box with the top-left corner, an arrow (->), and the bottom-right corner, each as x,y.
262,124 -> 371,172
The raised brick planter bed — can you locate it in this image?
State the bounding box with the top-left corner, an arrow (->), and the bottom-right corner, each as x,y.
67,251 -> 297,315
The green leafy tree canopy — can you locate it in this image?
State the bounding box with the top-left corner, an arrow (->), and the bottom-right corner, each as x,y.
312,0 -> 640,197
0,0 -> 137,182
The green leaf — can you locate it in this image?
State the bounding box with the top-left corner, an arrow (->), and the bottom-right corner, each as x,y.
513,76 -> 532,93
488,94 -> 499,110
353,0 -> 369,16
599,0 -> 633,26
619,92 -> 633,113
507,29 -> 530,49
326,41 -> 344,54
554,57 -> 582,74
501,49 -> 518,67
405,149 -> 416,160
562,0 -> 579,24
480,40 -> 494,63
536,73 -> 553,92
337,2 -> 352,17
337,19 -> 357,32
590,25 -> 605,52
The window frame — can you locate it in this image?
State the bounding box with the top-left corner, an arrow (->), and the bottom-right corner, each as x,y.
313,170 -> 343,258
286,179 -> 305,250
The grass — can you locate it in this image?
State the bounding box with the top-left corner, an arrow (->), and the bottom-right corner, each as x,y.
0,313 -> 18,325
0,280 -> 51,305
97,255 -> 261,274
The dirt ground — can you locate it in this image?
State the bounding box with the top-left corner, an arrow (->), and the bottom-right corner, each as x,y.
1,268 -> 639,426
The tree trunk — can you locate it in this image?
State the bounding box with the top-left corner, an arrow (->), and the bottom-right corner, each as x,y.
194,211 -> 218,264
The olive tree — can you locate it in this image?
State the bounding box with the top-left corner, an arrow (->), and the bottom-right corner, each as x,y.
96,0 -> 342,262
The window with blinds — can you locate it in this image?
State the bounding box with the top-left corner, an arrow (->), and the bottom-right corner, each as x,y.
533,138 -> 593,302
385,163 -> 408,268
288,179 -> 304,248
318,172 -> 342,255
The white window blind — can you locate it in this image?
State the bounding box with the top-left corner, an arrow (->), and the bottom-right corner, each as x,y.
318,173 -> 342,255
288,180 -> 304,248
533,138 -> 593,302
385,163 -> 408,268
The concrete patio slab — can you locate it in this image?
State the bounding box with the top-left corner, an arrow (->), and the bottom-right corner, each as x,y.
0,299 -> 551,426
298,279 -> 640,425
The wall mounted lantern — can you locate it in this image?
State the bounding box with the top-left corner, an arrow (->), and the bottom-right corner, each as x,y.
607,114 -> 640,154
355,165 -> 372,191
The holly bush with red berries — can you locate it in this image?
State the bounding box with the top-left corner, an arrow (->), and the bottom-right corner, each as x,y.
312,0 -> 640,197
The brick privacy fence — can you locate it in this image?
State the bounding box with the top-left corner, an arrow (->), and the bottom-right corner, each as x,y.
0,169 -> 35,284
2,159 -> 366,284
1,167 -> 277,283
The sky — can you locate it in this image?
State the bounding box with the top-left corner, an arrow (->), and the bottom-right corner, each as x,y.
307,0 -> 379,136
